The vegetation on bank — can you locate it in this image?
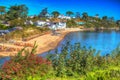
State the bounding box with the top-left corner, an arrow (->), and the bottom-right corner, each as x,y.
0,26 -> 50,42
0,42 -> 120,80
0,4 -> 120,80
0,5 -> 120,30
0,5 -> 120,44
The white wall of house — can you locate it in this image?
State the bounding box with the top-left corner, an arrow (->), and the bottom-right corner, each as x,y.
49,24 -> 57,30
57,22 -> 66,29
49,22 -> 66,30
34,21 -> 46,27
25,20 -> 33,25
58,15 -> 71,20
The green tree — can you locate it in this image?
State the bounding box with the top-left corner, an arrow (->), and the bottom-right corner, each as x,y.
75,12 -> 80,18
102,16 -> 109,28
0,6 -> 6,15
39,8 -> 48,18
66,11 -> 74,17
51,11 -> 60,18
7,4 -> 28,20
116,20 -> 120,28
95,14 -> 99,18
82,12 -> 88,21
0,6 -> 6,20
102,16 -> 108,21
108,17 -> 114,22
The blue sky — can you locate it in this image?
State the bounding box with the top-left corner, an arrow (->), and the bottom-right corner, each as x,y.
0,0 -> 120,20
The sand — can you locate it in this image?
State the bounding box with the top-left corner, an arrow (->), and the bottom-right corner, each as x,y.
0,28 -> 81,57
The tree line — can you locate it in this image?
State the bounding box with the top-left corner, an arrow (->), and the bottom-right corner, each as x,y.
0,4 -> 120,28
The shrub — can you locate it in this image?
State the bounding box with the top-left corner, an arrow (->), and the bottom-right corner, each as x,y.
47,42 -> 120,79
0,42 -> 120,80
0,43 -> 53,80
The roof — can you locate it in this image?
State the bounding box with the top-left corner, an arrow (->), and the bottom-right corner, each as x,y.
75,19 -> 84,22
50,18 -> 61,23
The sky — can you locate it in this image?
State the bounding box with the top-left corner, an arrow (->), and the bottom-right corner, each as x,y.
0,0 -> 120,20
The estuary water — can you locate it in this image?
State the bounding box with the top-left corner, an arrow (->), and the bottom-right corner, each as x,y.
41,30 -> 120,56
0,30 -> 120,65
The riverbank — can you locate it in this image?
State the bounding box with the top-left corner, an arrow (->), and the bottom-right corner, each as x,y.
1,27 -> 119,57
0,28 -> 81,57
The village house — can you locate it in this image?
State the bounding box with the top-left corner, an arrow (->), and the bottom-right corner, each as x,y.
34,20 -> 47,27
0,21 -> 10,26
58,15 -> 71,20
49,18 -> 66,30
24,20 -> 33,25
75,19 -> 85,25
45,13 -> 52,19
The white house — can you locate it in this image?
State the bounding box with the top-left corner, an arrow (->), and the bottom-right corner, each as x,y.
29,15 -> 34,18
49,22 -> 66,30
24,20 -> 33,25
58,15 -> 71,20
57,22 -> 66,29
1,21 -> 10,26
45,13 -> 52,19
34,21 -> 46,27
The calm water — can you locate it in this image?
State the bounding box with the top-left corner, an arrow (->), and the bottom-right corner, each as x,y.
41,30 -> 120,56
0,31 -> 120,64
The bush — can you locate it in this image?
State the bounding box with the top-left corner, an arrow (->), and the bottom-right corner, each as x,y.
47,42 -> 120,79
66,20 -> 77,28
0,24 -> 9,30
0,43 -> 53,80
0,42 -> 120,80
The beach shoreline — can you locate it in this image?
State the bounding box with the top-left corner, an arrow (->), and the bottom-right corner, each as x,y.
1,27 -> 119,57
0,28 -> 82,57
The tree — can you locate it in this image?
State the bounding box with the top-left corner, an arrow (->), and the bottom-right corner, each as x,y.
101,16 -> 110,28
51,11 -> 60,18
75,12 -> 80,18
116,20 -> 120,27
0,6 -> 6,15
102,16 -> 108,21
0,6 -> 6,20
7,4 -> 28,20
39,8 -> 48,18
95,14 -> 99,18
108,17 -> 114,22
82,12 -> 88,21
66,11 -> 74,17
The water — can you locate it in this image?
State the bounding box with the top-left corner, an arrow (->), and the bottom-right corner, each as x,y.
0,30 -> 120,64
0,57 -> 10,66
41,30 -> 120,56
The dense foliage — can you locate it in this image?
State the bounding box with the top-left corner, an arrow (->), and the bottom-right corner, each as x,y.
0,4 -> 120,80
0,24 -> 11,30
0,42 -> 120,80
0,26 -> 50,41
0,4 -> 119,30
51,11 -> 60,18
47,42 -> 120,79
0,43 -> 53,80
6,4 -> 28,20
66,19 -> 77,28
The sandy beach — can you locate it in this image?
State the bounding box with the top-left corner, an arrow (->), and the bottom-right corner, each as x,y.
0,28 -> 81,57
